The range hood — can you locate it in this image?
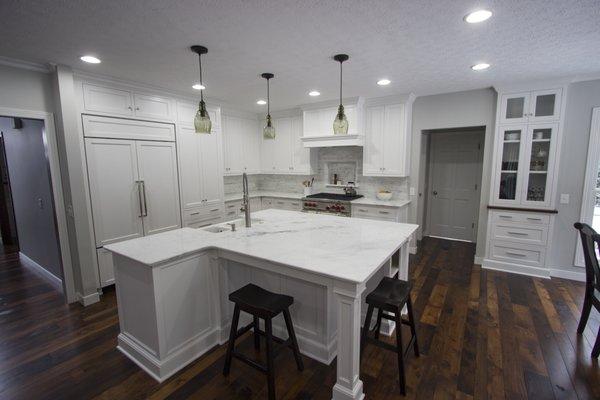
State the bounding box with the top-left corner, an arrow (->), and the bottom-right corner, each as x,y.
300,97 -> 365,148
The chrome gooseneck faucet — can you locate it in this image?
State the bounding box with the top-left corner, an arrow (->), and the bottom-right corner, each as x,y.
241,173 -> 251,228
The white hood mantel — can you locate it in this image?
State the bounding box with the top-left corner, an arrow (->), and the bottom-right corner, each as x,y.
300,97 -> 365,147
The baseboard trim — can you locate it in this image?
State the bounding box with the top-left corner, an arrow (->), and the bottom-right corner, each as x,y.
77,291 -> 101,306
474,256 -> 484,265
482,258 -> 550,279
550,268 -> 586,282
19,252 -> 63,293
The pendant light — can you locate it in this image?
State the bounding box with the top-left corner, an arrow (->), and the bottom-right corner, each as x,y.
262,73 -> 276,139
191,45 -> 211,134
333,54 -> 349,135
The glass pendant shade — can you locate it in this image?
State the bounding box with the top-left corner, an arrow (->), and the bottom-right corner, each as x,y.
333,105 -> 349,135
194,101 -> 212,133
263,115 -> 276,139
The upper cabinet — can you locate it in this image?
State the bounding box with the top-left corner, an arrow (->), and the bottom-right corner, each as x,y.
363,96 -> 414,177
499,88 -> 562,125
221,114 -> 261,175
491,85 -> 566,209
301,97 -> 365,147
83,83 -> 175,122
261,115 -> 315,175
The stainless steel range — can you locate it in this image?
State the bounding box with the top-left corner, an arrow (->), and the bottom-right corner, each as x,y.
302,193 -> 363,217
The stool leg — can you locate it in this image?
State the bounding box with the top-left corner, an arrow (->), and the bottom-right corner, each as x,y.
395,308 -> 406,396
374,308 -> 383,339
361,304 -> 375,360
253,315 -> 260,350
223,305 -> 240,376
406,296 -> 419,357
283,309 -> 304,371
265,318 -> 276,400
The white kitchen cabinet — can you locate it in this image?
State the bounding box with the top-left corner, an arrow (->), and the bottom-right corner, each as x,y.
300,97 -> 366,147
222,114 -> 261,175
262,197 -> 302,211
83,82 -> 175,122
260,115 -> 314,174
351,204 -> 408,223
97,248 -> 115,287
176,101 -> 220,132
83,115 -> 175,142
177,125 -> 225,214
499,88 -> 562,125
363,101 -> 411,177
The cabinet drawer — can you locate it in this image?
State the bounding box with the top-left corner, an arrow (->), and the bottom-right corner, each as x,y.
492,210 -> 550,225
223,209 -> 238,220
186,216 -> 222,229
225,200 -> 242,210
490,241 -> 545,267
492,223 -> 548,246
266,197 -> 301,211
352,205 -> 398,221
183,205 -> 223,223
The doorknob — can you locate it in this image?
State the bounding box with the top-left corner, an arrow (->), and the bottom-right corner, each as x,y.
433,191 -> 438,196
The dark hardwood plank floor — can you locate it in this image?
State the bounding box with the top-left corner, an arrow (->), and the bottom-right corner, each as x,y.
0,238 -> 598,399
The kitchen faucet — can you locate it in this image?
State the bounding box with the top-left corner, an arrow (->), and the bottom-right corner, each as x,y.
241,173 -> 251,227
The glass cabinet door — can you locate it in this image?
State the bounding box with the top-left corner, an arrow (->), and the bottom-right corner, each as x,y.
496,126 -> 525,202
521,123 -> 558,206
529,89 -> 561,123
500,92 -> 530,124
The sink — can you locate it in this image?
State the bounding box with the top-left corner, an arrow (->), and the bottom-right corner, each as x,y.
203,226 -> 230,233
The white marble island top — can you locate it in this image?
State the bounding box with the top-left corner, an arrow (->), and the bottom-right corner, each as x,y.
105,209 -> 418,284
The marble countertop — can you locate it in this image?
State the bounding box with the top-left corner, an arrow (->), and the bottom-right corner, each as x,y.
105,209 -> 418,284
224,191 -> 410,208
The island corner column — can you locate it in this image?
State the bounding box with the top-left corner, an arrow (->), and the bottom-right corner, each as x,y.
332,281 -> 366,400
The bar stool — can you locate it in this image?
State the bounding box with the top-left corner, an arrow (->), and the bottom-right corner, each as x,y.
361,277 -> 419,395
223,284 -> 304,400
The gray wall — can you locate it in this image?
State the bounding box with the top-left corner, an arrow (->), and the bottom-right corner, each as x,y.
0,117 -> 62,278
548,78 -> 600,274
409,88 -> 497,258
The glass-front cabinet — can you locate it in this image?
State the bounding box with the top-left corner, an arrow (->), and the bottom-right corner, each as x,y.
500,88 -> 562,125
493,123 -> 559,208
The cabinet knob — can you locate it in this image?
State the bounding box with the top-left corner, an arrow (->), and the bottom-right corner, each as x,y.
127,106 -> 133,110
135,106 -> 140,111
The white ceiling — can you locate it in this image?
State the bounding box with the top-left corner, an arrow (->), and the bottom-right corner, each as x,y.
0,0 -> 599,111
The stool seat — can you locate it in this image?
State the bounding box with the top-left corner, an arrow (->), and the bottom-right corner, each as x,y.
366,277 -> 412,310
229,283 -> 293,317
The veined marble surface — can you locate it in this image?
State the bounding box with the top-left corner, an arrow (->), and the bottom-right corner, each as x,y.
105,209 -> 418,283
224,191 -> 304,202
351,197 -> 410,208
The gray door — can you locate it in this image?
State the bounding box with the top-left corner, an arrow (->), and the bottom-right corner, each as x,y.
427,131 -> 482,242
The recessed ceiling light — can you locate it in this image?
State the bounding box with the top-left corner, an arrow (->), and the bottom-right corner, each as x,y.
80,55 -> 101,64
377,79 -> 391,86
471,63 -> 490,71
464,10 -> 492,23
192,83 -> 205,90
256,99 -> 267,105
308,91 -> 321,97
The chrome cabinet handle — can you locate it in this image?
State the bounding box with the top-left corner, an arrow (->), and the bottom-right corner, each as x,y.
136,181 -> 144,217
210,208 -> 219,212
507,231 -> 528,236
141,180 -> 148,217
379,211 -> 390,214
526,217 -> 542,221
190,212 -> 200,216
505,251 -> 527,257
499,215 -> 512,219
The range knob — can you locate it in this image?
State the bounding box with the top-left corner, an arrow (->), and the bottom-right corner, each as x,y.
304,202 -> 309,207
340,206 -> 345,210
326,206 -> 330,210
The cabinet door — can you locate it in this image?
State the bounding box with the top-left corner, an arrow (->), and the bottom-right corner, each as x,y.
222,116 -> 243,175
177,126 -> 203,209
363,105 -> 385,175
319,107 -> 338,136
261,130 -> 277,173
520,123 -> 559,208
85,138 -> 143,246
273,117 -> 293,172
344,104 -> 358,135
291,116 -> 311,174
83,83 -> 133,117
136,141 -> 181,235
529,89 -> 561,123
382,104 -> 407,176
500,92 -> 530,124
493,125 -> 527,204
241,118 -> 261,173
198,126 -> 224,207
133,93 -> 175,121
302,110 -> 321,137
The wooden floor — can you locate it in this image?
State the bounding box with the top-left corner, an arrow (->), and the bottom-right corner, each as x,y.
0,238 -> 598,399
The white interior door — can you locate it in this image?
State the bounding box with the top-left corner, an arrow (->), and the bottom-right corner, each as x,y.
85,138 -> 143,246
135,141 -> 181,236
427,131 -> 483,242
576,107 -> 600,267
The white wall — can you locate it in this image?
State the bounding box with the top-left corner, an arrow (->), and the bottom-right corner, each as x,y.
548,78 -> 600,275
0,64 -> 54,112
409,88 -> 497,258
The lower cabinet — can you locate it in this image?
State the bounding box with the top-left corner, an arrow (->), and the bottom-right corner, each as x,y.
262,197 -> 302,211
351,204 -> 408,223
483,209 -> 554,277
97,248 -> 115,287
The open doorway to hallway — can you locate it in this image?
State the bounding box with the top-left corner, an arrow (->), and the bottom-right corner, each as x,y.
0,116 -> 64,294
423,127 -> 485,243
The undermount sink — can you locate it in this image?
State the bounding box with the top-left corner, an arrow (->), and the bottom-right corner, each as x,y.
203,226 -> 230,233
202,218 -> 264,233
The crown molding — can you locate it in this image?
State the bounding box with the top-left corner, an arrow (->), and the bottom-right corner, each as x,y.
0,56 -> 52,73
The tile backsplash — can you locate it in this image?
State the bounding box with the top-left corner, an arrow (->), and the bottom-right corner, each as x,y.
224,146 -> 408,200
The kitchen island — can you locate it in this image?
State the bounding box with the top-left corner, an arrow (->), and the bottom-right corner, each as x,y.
105,209 -> 417,400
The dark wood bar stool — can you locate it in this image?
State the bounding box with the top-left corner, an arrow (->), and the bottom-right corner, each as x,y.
574,222 -> 600,358
223,284 -> 304,400
361,277 -> 419,395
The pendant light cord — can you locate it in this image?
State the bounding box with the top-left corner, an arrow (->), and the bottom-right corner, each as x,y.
267,78 -> 270,115
339,61 -> 343,105
198,54 -> 204,102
